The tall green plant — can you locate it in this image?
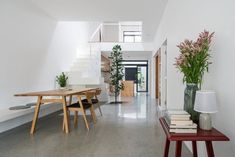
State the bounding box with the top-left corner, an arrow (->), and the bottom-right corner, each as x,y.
175,30 -> 214,88
109,45 -> 124,103
56,72 -> 68,88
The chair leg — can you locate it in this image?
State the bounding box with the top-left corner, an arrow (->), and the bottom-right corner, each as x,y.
97,103 -> 103,116
74,111 -> 78,127
82,110 -> 89,131
67,110 -> 70,129
90,105 -> 97,124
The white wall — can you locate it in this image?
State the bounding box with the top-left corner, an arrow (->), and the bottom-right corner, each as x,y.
0,0 -> 57,108
101,24 -> 119,42
47,22 -> 101,85
0,0 -> 100,109
152,0 -> 235,156
0,1 -> 103,133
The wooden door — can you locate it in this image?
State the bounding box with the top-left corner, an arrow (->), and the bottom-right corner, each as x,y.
158,51 -> 161,106
155,55 -> 159,99
155,49 -> 161,104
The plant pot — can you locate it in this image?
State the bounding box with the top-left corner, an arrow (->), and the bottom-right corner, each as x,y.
184,83 -> 200,123
59,87 -> 66,90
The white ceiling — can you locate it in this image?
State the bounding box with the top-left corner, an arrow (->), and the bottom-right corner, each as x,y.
32,0 -> 167,42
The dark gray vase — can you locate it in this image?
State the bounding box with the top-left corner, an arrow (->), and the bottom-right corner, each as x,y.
184,83 -> 200,123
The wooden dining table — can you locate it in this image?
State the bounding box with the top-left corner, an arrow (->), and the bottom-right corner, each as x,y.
15,88 -> 97,134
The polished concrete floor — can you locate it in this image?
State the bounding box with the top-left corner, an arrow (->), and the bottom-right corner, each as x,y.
0,94 -> 192,157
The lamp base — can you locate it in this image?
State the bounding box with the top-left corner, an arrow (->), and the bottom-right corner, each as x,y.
199,113 -> 212,130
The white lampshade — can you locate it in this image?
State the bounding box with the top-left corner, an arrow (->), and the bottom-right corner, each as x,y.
194,90 -> 218,113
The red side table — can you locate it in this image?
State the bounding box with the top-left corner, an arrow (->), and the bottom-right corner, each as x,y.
159,118 -> 229,157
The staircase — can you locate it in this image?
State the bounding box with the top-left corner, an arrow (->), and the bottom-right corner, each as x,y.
66,42 -> 109,101
68,43 -> 102,85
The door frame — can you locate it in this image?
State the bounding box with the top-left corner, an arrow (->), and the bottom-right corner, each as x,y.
155,49 -> 161,105
122,60 -> 148,93
154,39 -> 167,107
155,54 -> 159,99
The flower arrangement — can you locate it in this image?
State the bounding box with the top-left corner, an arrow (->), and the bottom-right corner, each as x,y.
175,30 -> 214,88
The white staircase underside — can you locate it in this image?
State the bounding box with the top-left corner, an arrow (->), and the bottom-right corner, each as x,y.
68,43 -> 101,85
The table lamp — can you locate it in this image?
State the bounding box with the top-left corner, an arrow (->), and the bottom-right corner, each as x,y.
194,90 -> 218,130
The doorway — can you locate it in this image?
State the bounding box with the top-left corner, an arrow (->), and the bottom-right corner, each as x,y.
136,65 -> 148,92
155,52 -> 160,99
123,60 -> 148,93
154,40 -> 167,107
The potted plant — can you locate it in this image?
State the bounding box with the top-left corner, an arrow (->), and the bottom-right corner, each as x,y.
56,72 -> 68,89
174,30 -> 214,123
109,45 -> 124,103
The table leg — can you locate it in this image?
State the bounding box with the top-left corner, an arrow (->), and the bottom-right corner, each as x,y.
192,141 -> 198,157
205,141 -> 215,157
62,96 -> 69,133
163,138 -> 170,157
30,96 -> 42,134
175,141 -> 182,157
63,95 -> 72,130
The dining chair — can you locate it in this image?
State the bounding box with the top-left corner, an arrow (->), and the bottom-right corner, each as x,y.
63,91 -> 97,131
82,88 -> 103,116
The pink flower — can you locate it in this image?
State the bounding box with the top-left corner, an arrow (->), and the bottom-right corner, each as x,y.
174,30 -> 215,83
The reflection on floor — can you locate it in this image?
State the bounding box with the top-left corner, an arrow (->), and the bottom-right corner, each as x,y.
118,94 -> 147,119
0,93 -> 192,157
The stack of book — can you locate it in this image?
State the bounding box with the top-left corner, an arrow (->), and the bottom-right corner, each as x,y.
164,110 -> 197,133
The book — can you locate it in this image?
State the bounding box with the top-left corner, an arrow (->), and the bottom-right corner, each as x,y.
164,115 -> 193,126
167,109 -> 190,116
170,114 -> 191,119
170,120 -> 193,126
169,117 -> 190,121
169,128 -> 197,133
167,110 -> 189,116
164,116 -> 197,128
169,123 -> 197,129
164,116 -> 197,129
167,110 -> 191,120
164,110 -> 197,133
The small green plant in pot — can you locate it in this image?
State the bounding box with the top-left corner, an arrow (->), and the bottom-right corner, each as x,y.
56,72 -> 68,88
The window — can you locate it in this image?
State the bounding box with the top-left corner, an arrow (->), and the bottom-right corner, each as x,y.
123,31 -> 142,43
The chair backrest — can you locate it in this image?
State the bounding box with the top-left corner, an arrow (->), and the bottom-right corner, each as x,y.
85,91 -> 96,104
94,88 -> 101,100
95,88 -> 102,96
